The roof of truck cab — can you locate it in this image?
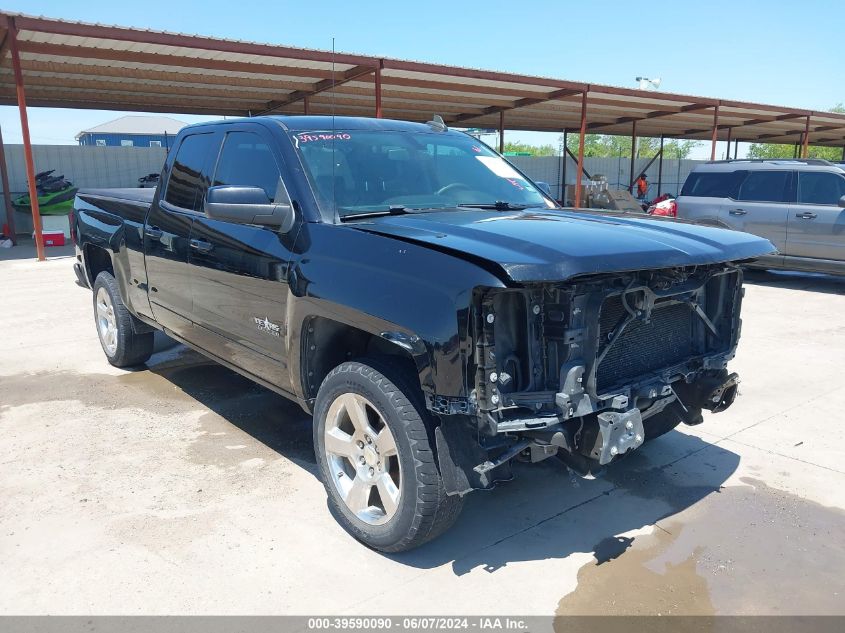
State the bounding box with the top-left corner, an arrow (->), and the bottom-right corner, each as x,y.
268,115 -> 450,133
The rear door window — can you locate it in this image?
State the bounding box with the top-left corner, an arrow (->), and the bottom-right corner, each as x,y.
797,171 -> 845,205
163,133 -> 218,212
736,171 -> 791,203
681,171 -> 745,198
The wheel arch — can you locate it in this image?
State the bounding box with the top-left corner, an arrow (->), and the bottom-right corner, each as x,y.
299,315 -> 426,411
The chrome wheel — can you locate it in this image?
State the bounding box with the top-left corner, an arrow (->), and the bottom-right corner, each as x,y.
323,392 -> 401,526
95,286 -> 118,355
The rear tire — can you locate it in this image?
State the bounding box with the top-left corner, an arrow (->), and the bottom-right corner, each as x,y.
92,272 -> 154,368
313,357 -> 463,552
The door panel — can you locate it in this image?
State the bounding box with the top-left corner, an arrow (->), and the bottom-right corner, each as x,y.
187,129 -> 297,394
718,170 -> 791,252
787,171 -> 845,261
144,132 -> 219,338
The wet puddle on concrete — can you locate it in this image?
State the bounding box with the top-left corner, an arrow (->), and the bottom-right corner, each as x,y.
557,477 -> 845,615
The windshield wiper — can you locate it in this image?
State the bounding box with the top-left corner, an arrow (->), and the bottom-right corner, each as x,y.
457,201 -> 530,211
339,205 -> 411,221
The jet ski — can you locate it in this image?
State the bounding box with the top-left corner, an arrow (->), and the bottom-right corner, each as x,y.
13,169 -> 78,216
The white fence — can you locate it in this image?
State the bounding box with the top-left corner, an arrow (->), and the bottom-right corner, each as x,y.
2,144 -> 167,233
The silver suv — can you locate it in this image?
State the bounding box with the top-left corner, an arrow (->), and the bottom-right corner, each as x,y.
676,159 -> 845,275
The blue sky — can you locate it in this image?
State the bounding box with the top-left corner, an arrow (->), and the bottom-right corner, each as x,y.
1,0 -> 841,158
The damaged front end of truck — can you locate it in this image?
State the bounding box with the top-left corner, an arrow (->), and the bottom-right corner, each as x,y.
436,262 -> 744,494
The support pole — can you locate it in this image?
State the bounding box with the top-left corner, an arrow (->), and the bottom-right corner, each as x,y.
560,130 -> 567,202
374,63 -> 383,119
0,126 -> 16,245
574,91 -> 587,209
303,95 -> 309,115
628,119 -> 637,191
793,142 -> 799,159
498,111 -> 504,154
657,135 -> 664,195
710,105 -> 719,161
725,126 -> 732,161
9,21 -> 44,261
801,115 -> 811,158
734,139 -> 738,159
841,145 -> 845,161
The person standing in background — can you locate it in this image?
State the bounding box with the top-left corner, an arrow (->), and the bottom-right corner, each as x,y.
635,173 -> 649,202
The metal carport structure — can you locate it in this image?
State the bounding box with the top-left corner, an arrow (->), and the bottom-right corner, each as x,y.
2,11 -> 845,260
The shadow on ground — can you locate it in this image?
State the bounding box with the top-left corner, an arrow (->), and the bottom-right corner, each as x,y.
743,268 -> 845,295
130,339 -> 741,578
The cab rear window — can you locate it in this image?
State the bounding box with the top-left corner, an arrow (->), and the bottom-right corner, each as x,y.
681,171 -> 746,198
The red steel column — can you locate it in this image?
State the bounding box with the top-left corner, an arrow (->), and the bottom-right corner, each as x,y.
628,119 -> 637,191
9,21 -> 44,261
0,126 -> 16,245
498,111 -> 504,153
801,115 -> 811,158
374,63 -> 383,119
734,139 -> 738,160
710,105 -> 720,161
574,91 -> 587,208
725,126 -> 732,161
657,135 -> 664,195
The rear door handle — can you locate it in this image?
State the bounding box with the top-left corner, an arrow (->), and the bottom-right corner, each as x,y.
728,208 -> 746,216
795,212 -> 817,219
190,238 -> 213,253
144,226 -> 163,239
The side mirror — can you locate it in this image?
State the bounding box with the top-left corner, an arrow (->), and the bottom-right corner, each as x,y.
535,181 -> 552,196
839,195 -> 845,208
205,185 -> 295,232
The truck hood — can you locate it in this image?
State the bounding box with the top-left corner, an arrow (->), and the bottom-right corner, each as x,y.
349,208 -> 775,282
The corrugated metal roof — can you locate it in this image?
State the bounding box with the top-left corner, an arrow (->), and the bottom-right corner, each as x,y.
1,11 -> 843,148
74,115 -> 188,138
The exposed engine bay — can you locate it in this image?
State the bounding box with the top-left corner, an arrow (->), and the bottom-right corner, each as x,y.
437,263 -> 745,494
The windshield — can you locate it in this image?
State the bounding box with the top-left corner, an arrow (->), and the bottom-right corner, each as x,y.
290,129 -> 555,218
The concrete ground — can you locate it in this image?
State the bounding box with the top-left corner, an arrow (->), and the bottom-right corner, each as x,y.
1,240 -> 844,615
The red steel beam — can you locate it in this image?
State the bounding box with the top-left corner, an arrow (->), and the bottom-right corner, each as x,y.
574,92 -> 587,208
10,14 -> 374,67
498,111 -> 504,153
255,64 -> 375,115
0,125 -> 15,244
587,103 -> 711,131
450,88 -> 581,124
375,62 -> 383,118
802,115 -> 811,158
9,21 -> 44,261
710,105 -> 720,161
628,119 -> 637,191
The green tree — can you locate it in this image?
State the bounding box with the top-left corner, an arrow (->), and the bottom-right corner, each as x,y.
502,141 -> 557,156
564,134 -> 699,159
747,104 -> 845,161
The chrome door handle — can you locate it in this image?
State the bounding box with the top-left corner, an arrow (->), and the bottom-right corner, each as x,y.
728,208 -> 746,216
795,212 -> 817,219
190,239 -> 213,253
144,226 -> 163,239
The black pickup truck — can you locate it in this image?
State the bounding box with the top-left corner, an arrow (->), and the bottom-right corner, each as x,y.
72,115 -> 773,552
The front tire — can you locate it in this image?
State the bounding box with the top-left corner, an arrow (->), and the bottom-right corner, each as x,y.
313,358 -> 463,552
92,272 -> 154,368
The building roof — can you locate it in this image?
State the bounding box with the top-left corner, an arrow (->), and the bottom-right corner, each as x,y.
1,12 -> 844,148
74,115 -> 187,139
